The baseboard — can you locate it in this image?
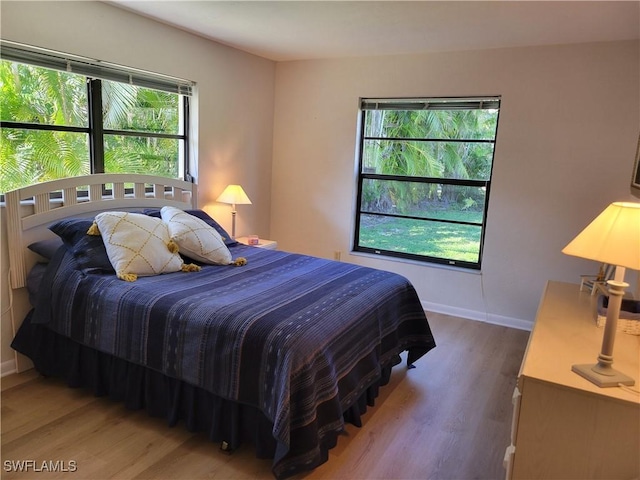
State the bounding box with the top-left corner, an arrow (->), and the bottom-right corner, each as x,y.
422,301 -> 533,331
1,359 -> 17,377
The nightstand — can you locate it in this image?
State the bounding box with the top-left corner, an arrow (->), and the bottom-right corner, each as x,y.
236,236 -> 278,250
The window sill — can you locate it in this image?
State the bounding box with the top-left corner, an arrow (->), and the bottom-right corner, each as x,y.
348,249 -> 483,275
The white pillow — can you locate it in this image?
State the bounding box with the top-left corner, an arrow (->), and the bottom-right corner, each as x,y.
95,211 -> 184,280
160,206 -> 232,265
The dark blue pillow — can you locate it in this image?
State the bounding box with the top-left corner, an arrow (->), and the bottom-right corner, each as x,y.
49,218 -> 114,273
28,237 -> 64,260
144,208 -> 238,246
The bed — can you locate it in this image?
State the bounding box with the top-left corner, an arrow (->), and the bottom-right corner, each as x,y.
6,174 -> 436,479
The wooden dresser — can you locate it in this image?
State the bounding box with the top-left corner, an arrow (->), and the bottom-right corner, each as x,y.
505,281 -> 640,479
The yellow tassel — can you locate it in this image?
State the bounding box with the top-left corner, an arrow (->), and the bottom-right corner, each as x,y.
233,257 -> 247,267
118,272 -> 137,282
87,221 -> 100,236
167,239 -> 179,254
181,263 -> 201,272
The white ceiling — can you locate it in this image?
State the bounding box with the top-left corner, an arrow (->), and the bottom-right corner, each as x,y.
109,1 -> 640,62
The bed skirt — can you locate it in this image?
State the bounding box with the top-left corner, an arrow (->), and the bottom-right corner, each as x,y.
11,312 -> 395,478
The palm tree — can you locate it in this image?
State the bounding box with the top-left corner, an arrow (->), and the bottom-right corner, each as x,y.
362,107 -> 497,215
1,61 -> 89,192
1,61 -> 182,193
102,81 -> 181,178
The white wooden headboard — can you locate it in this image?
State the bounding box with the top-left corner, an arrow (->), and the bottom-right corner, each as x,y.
5,174 -> 197,290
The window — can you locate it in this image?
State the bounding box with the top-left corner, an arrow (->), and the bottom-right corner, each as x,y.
354,97 -> 501,270
0,41 -> 193,194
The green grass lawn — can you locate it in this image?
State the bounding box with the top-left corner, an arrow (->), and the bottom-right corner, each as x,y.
359,214 -> 482,262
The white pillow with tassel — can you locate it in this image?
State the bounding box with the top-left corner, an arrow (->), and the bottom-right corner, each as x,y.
92,211 -> 190,281
160,206 -> 232,265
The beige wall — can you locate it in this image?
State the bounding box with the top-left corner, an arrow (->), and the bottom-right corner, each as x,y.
271,40 -> 640,327
0,1 -> 276,371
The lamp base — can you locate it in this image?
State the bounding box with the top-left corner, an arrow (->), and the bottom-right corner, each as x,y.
572,363 -> 635,388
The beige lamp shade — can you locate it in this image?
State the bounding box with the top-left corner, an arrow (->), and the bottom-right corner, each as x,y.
562,202 -> 640,271
216,185 -> 252,206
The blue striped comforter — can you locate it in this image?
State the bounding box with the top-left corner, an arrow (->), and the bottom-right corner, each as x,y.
32,244 -> 435,477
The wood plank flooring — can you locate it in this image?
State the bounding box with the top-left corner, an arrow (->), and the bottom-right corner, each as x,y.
1,313 -> 529,480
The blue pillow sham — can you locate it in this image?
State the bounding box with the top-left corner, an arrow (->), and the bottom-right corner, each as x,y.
49,218 -> 114,273
28,237 -> 64,260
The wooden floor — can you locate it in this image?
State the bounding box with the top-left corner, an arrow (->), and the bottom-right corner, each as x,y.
1,313 -> 529,480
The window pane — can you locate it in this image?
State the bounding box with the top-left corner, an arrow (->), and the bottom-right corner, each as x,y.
364,109 -> 498,140
0,61 -> 88,127
361,179 -> 486,222
102,81 -> 180,134
1,54 -> 189,193
0,128 -> 90,193
362,139 -> 494,180
358,214 -> 481,263
104,134 -> 179,177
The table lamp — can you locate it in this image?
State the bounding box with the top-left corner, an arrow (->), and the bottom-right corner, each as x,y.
562,201 -> 640,387
216,184 -> 252,239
